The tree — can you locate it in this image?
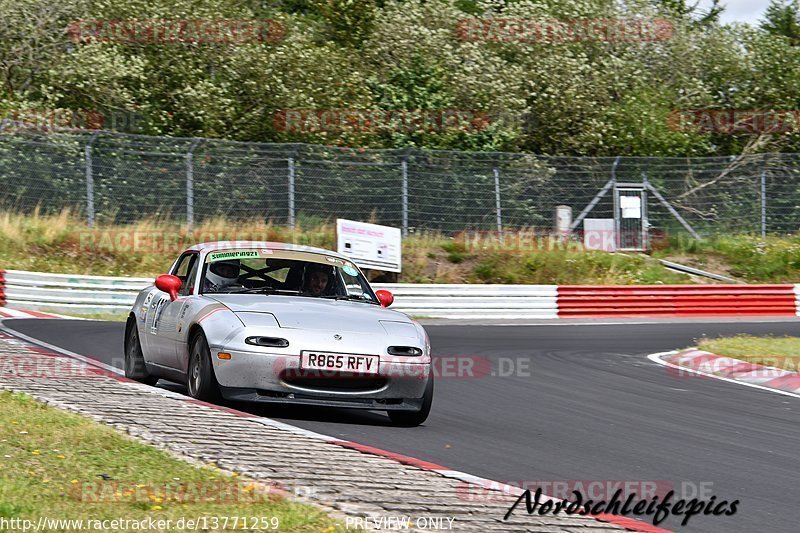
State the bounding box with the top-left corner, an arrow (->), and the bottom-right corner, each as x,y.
761,0 -> 800,44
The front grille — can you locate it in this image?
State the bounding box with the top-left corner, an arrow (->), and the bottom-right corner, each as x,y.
282,373 -> 387,392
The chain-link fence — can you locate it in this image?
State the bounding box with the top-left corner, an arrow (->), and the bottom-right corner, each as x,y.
0,129 -> 797,237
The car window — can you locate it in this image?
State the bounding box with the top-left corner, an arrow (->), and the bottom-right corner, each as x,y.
172,253 -> 194,277
240,259 -> 290,283
179,255 -> 199,296
171,253 -> 198,297
199,249 -> 377,303
338,265 -> 374,302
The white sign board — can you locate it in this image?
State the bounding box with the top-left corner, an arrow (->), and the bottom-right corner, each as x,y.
583,218 -> 616,252
620,195 -> 642,219
336,219 -> 402,273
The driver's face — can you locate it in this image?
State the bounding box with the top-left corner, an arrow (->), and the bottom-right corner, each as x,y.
216,264 -> 239,279
307,271 -> 329,296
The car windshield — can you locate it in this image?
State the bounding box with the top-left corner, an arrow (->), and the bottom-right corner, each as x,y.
200,248 -> 378,304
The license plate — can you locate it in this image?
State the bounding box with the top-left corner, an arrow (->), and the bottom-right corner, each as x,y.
300,351 -> 379,374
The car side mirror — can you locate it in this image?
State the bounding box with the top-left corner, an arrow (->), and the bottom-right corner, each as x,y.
155,274 -> 182,302
375,289 -> 394,308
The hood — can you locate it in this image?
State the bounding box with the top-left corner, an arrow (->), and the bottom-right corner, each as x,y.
206,294 -> 411,334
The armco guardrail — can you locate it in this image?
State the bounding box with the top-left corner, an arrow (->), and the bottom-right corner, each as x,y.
1,269 -> 798,319
0,270 -> 558,318
0,269 -> 151,312
558,285 -> 800,318
376,284 -> 558,319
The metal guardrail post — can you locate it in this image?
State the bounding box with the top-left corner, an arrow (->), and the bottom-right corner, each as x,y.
760,155 -> 767,237
84,132 -> 100,227
493,168 -> 503,242
401,157 -> 408,238
186,138 -> 202,232
288,157 -> 296,229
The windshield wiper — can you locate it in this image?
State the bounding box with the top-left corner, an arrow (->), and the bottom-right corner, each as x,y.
320,294 -> 376,304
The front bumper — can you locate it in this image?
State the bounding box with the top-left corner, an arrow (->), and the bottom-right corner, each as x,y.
218,386 -> 427,410
212,348 -> 430,407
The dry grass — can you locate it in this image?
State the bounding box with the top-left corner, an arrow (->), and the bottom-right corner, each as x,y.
0,210 -> 691,284
697,335 -> 800,371
0,391 -> 339,531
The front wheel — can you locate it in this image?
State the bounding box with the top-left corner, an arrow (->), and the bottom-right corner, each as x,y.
388,373 -> 434,427
124,317 -> 157,386
187,332 -> 221,402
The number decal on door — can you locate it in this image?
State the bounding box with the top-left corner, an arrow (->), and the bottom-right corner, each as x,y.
150,297 -> 168,335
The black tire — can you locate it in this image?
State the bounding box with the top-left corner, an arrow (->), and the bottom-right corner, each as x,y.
124,317 -> 157,386
389,374 -> 434,427
187,332 -> 221,402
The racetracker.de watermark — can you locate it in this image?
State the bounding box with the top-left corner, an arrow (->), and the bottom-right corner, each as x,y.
69,480 -> 311,504
0,355 -> 106,380
455,17 -> 674,43
453,229 -> 655,252
277,356 -> 532,380
273,109 -> 491,134
67,19 -> 286,44
77,231 -> 289,255
456,479 -> 718,503
666,355 -> 800,379
0,109 -> 141,133
668,109 -> 800,134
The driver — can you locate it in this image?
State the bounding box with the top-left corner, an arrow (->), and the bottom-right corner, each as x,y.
302,265 -> 332,297
204,260 -> 241,292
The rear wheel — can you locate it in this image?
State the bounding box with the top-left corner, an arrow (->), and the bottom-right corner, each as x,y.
187,332 -> 221,402
388,374 -> 434,427
124,317 -> 157,386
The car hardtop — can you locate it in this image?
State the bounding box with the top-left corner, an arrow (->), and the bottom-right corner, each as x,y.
183,241 -> 351,262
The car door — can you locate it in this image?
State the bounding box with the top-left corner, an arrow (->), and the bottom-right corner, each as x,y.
158,253 -> 201,370
146,252 -> 197,368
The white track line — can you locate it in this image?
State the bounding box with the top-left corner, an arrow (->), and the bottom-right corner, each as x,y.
647,350 -> 800,400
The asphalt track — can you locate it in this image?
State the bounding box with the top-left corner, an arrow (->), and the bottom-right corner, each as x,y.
6,318 -> 800,533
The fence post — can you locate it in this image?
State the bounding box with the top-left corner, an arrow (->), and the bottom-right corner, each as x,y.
493,167 -> 503,242
401,157 -> 408,237
760,154 -> 767,237
288,157 -> 296,229
186,138 -> 202,232
84,132 -> 100,227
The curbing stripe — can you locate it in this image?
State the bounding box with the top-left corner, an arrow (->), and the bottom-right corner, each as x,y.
20,309 -> 61,319
0,306 -> 65,319
329,440 -> 449,471
0,307 -> 41,318
182,398 -> 260,418
648,350 -> 800,400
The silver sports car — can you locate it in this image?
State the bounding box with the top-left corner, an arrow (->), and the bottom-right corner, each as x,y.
124,241 -> 433,426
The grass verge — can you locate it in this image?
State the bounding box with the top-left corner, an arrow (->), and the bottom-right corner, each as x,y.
696,335 -> 800,371
662,233 -> 800,283
0,391 -> 339,531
